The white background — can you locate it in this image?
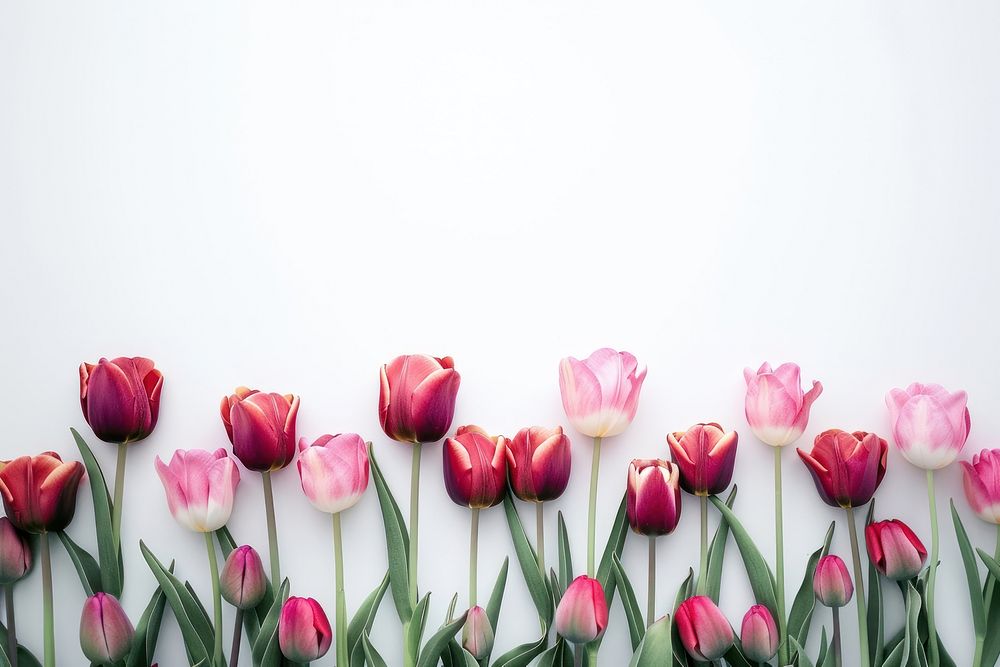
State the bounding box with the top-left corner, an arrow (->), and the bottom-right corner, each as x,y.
2,1 -> 999,665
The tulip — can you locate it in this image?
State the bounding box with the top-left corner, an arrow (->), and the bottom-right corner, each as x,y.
379,354 -> 461,445
667,423 -> 738,497
443,426 -> 507,509
962,448 -> 1000,524
279,597 -> 332,662
0,452 -> 85,535
675,595 -> 734,662
0,518 -> 31,585
221,387 -> 299,473
554,576 -> 609,644
154,449 -> 240,533
866,519 -> 928,581
220,545 -> 267,610
885,383 -> 969,471
79,357 -> 163,444
798,430 -> 888,509
814,555 -> 853,608
79,593 -> 134,664
626,459 -> 681,537
740,604 -> 778,662
462,605 -> 494,660
506,426 -> 571,503
297,433 -> 369,515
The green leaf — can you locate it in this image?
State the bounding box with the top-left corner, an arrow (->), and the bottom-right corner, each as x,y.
252,578 -> 289,667
710,495 -> 778,617
0,618 -> 43,667
539,637 -> 573,667
868,551 -> 884,667
71,427 -> 123,596
705,486 -> 737,603
788,521 -> 835,648
127,564 -> 171,667
503,494 -> 553,623
951,501 -> 986,639
788,637 -> 814,667
348,572 -> 390,667
362,632 -> 390,667
611,554 -> 645,650
416,608 -> 469,667
596,494 -> 629,595
557,511 -> 573,596
56,530 -> 101,596
369,443 -> 413,624
628,614 -> 672,667
491,633 -> 549,667
139,541 -> 212,664
485,557 -> 510,657
407,594 -> 431,661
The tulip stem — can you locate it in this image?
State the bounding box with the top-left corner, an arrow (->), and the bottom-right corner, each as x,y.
111,441 -> 128,552
40,532 -> 54,667
773,447 -> 786,667
845,507 -> 870,667
229,609 -> 243,667
206,532 -> 225,667
647,537 -> 656,627
832,606 -> 843,667
925,469 -> 940,666
536,501 -> 545,578
587,437 -> 602,578
333,512 -> 348,667
697,494 -> 708,596
985,526 -> 1000,613
408,442 -> 422,607
5,584 -> 17,667
261,471 -> 281,587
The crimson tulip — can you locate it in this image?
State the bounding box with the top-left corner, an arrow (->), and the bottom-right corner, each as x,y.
554,576 -> 608,644
798,429 -> 888,509
221,387 -> 299,472
0,452 -> 85,534
506,426 -> 571,503
667,423 -> 737,496
379,354 -> 461,444
675,595 -> 734,662
279,597 -> 332,662
866,519 -> 928,581
79,356 -> 162,444
626,459 -> 681,536
814,555 -> 853,608
443,426 -> 507,509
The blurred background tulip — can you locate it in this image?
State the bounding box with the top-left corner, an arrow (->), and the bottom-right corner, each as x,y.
79,356 -> 162,444
814,555 -> 853,608
554,576 -> 608,644
558,348 -> 646,439
298,433 -> 369,514
743,362 -> 822,449
279,597 -> 332,662
740,604 -> 778,662
675,595 -> 734,662
886,383 -> 969,470
0,517 -> 31,585
798,429 -> 887,509
962,448 -> 1000,524
506,426 -> 571,503
221,387 -> 299,472
443,426 -> 507,509
626,458 -> 681,536
154,448 -> 240,533
866,519 -> 927,581
0,452 -> 84,534
220,545 -> 267,610
379,354 -> 461,444
667,423 -> 737,497
79,592 -> 134,664
462,605 -> 494,660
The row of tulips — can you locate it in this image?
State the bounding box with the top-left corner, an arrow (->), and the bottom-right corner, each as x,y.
0,351 -> 997,667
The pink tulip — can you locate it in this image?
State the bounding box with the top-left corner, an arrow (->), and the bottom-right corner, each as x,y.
558,348 -> 647,438
962,449 -> 1000,524
506,426 -> 572,502
154,449 -> 240,533
797,429 -> 888,508
462,605 -> 495,659
626,458 -> 682,536
379,354 -> 461,444
220,545 -> 267,610
675,595 -> 735,661
0,452 -> 85,534
279,597 -> 332,662
79,356 -> 163,444
79,592 -> 134,663
0,517 -> 31,584
866,519 -> 927,581
740,604 -> 778,662
443,426 -> 507,509
886,383 -> 970,470
297,433 -> 369,514
221,387 -> 300,472
554,576 -> 609,644
667,423 -> 738,496
813,555 -> 853,608
743,362 -> 823,447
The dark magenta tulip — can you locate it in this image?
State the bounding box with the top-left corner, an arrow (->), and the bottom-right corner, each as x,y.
0,452 -> 85,534
506,426 -> 571,503
379,354 -> 461,444
626,458 -> 682,536
798,429 -> 888,508
279,597 -> 332,662
221,387 -> 299,472
443,426 -> 507,509
667,423 -> 738,496
79,357 -> 162,444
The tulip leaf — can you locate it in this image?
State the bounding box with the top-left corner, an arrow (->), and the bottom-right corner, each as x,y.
491,632 -> 548,667
416,608 -> 468,667
628,614 -> 672,667
557,511 -> 573,597
71,427 -> 123,596
539,637 -> 574,667
788,521 -> 835,649
705,486 -> 738,603
502,493 -> 553,623
252,577 -> 289,667
139,541 -> 212,664
549,570 -> 562,606
126,562 -> 172,667
485,556 -> 510,659
788,637 -> 814,667
725,643 -> 755,667
406,593 -> 431,661
596,493 -> 629,599
868,557 -> 885,667
0,618 -> 42,667
348,571 -> 390,667
611,553 -> 645,650
670,569 -> 695,667
710,495 -> 778,617
981,554 -> 1000,667
951,501 -> 986,639
362,632 -> 390,667
56,530 -> 101,597
369,443 -> 413,624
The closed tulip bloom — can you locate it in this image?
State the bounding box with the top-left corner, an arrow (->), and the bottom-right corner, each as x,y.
797,429 -> 888,508
79,592 -> 134,664
221,387 -> 300,472
462,605 -> 495,659
559,348 -> 647,438
743,362 -> 823,448
961,449 -> 1000,524
154,449 -> 240,533
443,426 -> 507,509
279,597 -> 332,662
740,604 -> 779,662
866,519 -> 928,581
667,423 -> 738,496
220,545 -> 267,610
675,595 -> 735,661
0,452 -> 85,534
554,576 -> 609,644
379,354 -> 461,444
813,555 -> 853,607
79,357 -> 163,444
506,426 -> 572,502
626,459 -> 682,536
886,383 -> 970,470
0,517 -> 31,584
297,433 -> 369,514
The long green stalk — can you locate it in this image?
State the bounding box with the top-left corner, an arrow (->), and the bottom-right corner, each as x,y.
832,607 -> 842,667
206,532 -> 224,667
536,502 -> 545,577
229,609 -> 243,667
984,526 -> 1000,612
261,471 -> 280,587
926,470 -> 940,666
647,537 -> 656,627
846,507 -> 870,667
470,508 -> 480,606
587,437 -> 602,577
5,584 -> 17,667
403,442 -> 422,667
111,441 -> 128,550
333,512 -> 348,667
774,447 -> 787,666
40,532 -> 54,667
696,494 -> 708,595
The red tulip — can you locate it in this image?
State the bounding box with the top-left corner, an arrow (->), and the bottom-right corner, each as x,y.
554,576 -> 608,644
221,387 -> 299,472
667,423 -> 738,496
379,355 -> 461,444
0,517 -> 31,584
740,604 -> 778,662
866,519 -> 927,581
675,595 -> 734,661
79,357 -> 163,444
506,426 -> 572,502
279,597 -> 332,662
797,429 -> 888,508
0,452 -> 85,534
443,426 -> 507,509
626,459 -> 681,536
813,555 -> 853,608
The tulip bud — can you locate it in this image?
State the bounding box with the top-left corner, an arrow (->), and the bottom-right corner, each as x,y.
506,426 -> 572,502
866,519 -> 928,581
886,383 -> 970,470
667,423 -> 738,496
554,576 -> 609,644
743,362 -> 822,447
279,597 -> 332,662
675,595 -> 735,662
220,545 -> 267,610
379,355 -> 461,444
0,517 -> 31,584
443,426 -> 507,509
626,459 -> 682,536
462,605 -> 495,659
0,452 -> 86,534
221,387 -> 299,472
961,448 -> 1000,524
798,429 -> 888,509
80,357 -> 163,444
297,433 -> 370,514
80,593 -> 134,664
740,604 -> 778,662
813,555 -> 854,607
559,348 -> 646,438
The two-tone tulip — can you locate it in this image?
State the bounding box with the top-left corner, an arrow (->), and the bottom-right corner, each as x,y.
798,429 -> 888,508
885,383 -> 969,470
866,519 -> 927,581
279,597 -> 332,662
220,545 -> 267,610
79,356 -> 163,444
379,355 -> 461,444
0,517 -> 31,584
626,459 -> 681,536
154,449 -> 241,533
79,593 -> 134,664
813,555 -> 853,608
667,423 -> 738,496
961,448 -> 1000,524
559,348 -> 646,439
0,452 -> 85,534
462,606 -> 495,659
443,426 -> 507,509
221,387 -> 299,472
554,576 -> 609,644
743,362 -> 823,448
675,595 -> 735,662
297,433 -> 369,514
506,426 -> 571,503
740,605 -> 778,662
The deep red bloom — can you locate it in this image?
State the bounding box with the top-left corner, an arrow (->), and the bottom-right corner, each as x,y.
798,429 -> 888,508
379,355 -> 461,444
80,357 -> 163,444
221,387 -> 299,472
675,595 -> 735,661
443,426 -> 507,509
0,452 -> 85,533
667,423 -> 738,496
866,519 -> 927,581
626,459 -> 682,536
506,426 -> 571,502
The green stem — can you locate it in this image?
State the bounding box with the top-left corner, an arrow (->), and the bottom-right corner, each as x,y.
926,470 -> 940,666
111,441 -> 128,551
587,437 -> 602,578
261,471 -> 280,587
5,584 -> 17,667
536,501 -> 545,578
832,606 -> 842,667
229,609 -> 243,667
774,447 -> 786,667
470,508 -> 480,607
333,512 -> 348,667
206,532 -> 224,667
984,526 -> 1000,613
403,442 -> 422,667
846,507 -> 870,667
696,494 -> 708,596
40,532 -> 53,667
647,537 -> 656,627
